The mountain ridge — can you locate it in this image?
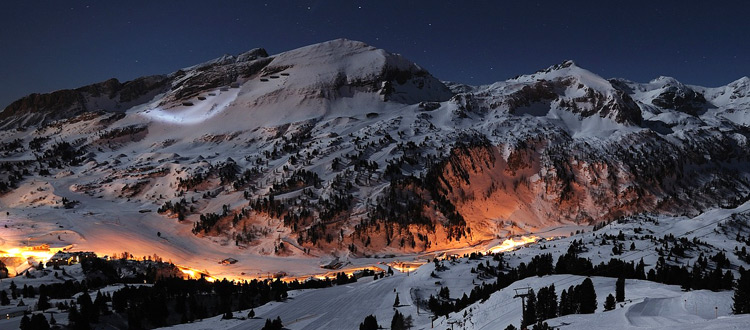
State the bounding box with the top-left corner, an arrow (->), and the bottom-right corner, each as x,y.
3,39 -> 747,130
1,39 -> 750,264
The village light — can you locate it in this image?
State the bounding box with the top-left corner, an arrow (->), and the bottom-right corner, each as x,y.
486,236 -> 539,254
0,244 -> 70,266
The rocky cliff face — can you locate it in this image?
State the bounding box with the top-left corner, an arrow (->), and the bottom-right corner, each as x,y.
429,127 -> 750,232
164,48 -> 271,103
0,75 -> 168,129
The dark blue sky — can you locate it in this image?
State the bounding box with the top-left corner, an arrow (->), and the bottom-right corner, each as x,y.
1,1 -> 748,109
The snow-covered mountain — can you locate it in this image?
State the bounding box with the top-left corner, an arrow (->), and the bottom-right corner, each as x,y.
1,39 -> 750,272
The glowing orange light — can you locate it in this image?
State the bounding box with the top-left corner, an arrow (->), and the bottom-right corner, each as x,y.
0,245 -> 67,265
388,261 -> 426,273
177,265 -> 217,282
486,236 -> 539,254
286,266 -> 385,282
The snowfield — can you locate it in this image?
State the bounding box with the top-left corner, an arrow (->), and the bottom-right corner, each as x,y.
154,261 -> 750,330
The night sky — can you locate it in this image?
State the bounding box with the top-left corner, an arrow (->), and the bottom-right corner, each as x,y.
1,1 -> 749,109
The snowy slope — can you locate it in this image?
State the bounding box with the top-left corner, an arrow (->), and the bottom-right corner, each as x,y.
143,201 -> 750,330
0,38 -> 750,288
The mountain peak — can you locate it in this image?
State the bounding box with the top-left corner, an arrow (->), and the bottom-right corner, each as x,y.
522,59 -> 592,78
258,39 -> 452,104
729,76 -> 750,88
499,60 -> 643,125
315,38 -> 372,49
554,59 -> 577,70
648,76 -> 683,86
537,59 -> 580,74
185,48 -> 269,71
514,60 -> 614,93
236,48 -> 269,62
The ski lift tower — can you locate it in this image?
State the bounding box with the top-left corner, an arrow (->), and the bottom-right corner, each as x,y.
514,287 -> 533,314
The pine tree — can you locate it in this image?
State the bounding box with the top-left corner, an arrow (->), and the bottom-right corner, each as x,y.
94,290 -> 109,315
248,309 -> 255,318
536,284 -> 558,321
616,277 -> 625,302
77,290 -> 98,324
579,278 -> 597,314
604,294 -> 616,311
559,289 -> 572,316
37,292 -> 51,311
30,313 -> 50,330
404,314 -> 413,329
636,258 -> 646,280
394,292 -> 400,307
439,286 -> 450,300
733,267 -> 750,314
11,288 -> 18,300
360,314 -> 379,330
723,270 -> 735,291
504,324 -> 518,330
19,315 -> 31,330
522,289 -> 537,328
261,317 -> 283,330
70,303 -> 82,322
69,304 -> 90,330
0,290 -> 9,305
391,310 -> 406,330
